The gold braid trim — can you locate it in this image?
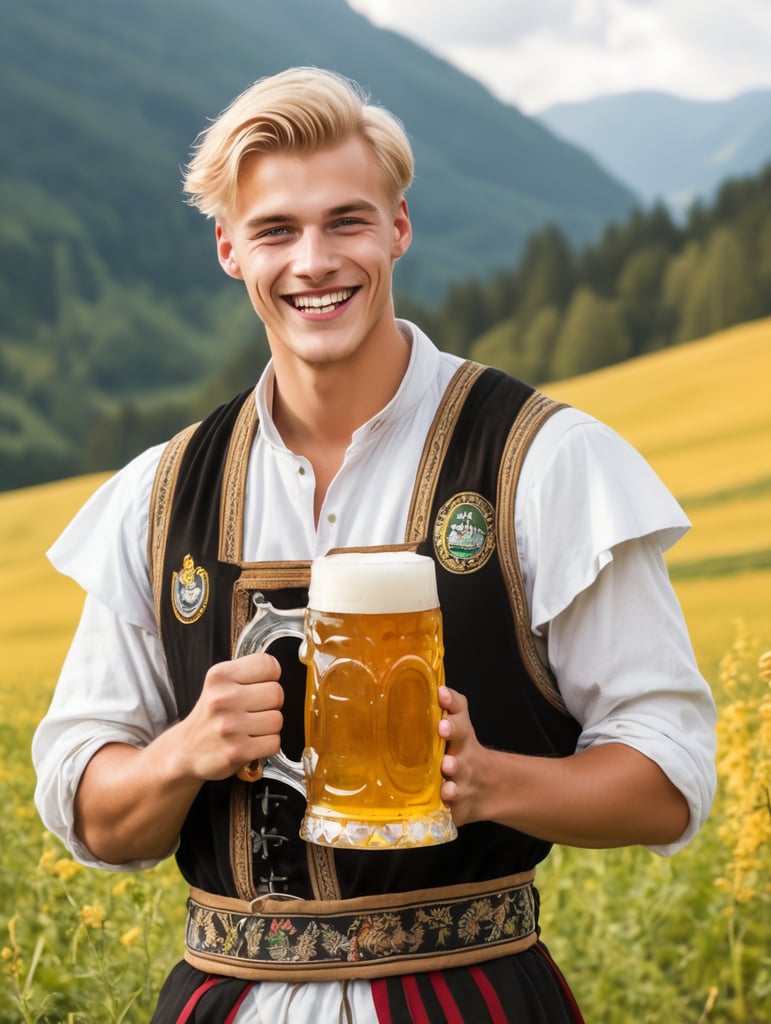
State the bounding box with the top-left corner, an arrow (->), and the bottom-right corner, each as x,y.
229,780 -> 255,900
497,391 -> 570,714
306,844 -> 342,902
219,396 -> 259,563
147,422 -> 200,636
405,361 -> 486,544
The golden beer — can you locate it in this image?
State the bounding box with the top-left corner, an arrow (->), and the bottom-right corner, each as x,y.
299,552 -> 457,849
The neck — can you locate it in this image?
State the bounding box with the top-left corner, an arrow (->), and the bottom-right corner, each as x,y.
271,321 -> 411,452
269,320 -> 411,520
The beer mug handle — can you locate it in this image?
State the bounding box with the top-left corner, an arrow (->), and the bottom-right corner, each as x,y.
233,592 -> 307,794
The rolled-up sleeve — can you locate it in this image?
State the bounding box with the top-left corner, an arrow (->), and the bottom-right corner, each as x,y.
517,408 -> 717,854
32,594 -> 178,870
544,535 -> 717,854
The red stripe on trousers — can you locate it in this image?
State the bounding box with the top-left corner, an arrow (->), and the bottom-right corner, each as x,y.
371,978 -> 393,1024
176,976 -> 222,1024
469,964 -> 509,1024
223,983 -> 253,1024
428,971 -> 465,1024
402,975 -> 431,1024
533,943 -> 585,1022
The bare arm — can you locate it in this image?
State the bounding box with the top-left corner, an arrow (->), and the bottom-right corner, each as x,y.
74,652 -> 284,864
438,686 -> 690,848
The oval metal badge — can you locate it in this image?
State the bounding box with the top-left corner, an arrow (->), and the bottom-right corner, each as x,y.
433,492 -> 495,574
171,553 -> 209,623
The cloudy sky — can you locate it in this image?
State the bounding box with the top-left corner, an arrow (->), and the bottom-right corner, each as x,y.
347,0 -> 771,113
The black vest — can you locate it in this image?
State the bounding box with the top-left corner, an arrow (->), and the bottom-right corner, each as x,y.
151,364 -> 580,903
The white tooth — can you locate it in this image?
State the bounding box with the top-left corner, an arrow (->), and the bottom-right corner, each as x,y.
294,289 -> 352,310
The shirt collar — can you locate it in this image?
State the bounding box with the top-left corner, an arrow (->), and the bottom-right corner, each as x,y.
253,319 -> 442,451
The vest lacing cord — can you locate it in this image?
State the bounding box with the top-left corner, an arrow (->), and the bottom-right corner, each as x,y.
339,980 -> 353,1024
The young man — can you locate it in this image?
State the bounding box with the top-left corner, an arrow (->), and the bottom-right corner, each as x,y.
33,67 -> 716,1022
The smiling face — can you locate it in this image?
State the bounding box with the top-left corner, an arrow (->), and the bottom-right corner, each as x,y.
215,136 -> 412,375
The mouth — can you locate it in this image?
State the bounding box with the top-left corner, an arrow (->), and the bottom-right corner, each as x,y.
286,288 -> 358,316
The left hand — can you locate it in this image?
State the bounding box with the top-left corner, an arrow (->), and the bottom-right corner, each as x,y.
437,685 -> 489,827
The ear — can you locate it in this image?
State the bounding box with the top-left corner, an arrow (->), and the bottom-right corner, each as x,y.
391,199 -> 412,260
216,222 -> 244,280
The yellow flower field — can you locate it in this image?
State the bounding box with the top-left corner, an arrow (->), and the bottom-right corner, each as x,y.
1,318 -> 769,1021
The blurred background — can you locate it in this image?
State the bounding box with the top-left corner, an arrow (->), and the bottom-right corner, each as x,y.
2,0 -> 771,491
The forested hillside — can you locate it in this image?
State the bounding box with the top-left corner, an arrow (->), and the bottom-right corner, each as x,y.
3,155 -> 769,491
0,0 -> 640,491
404,163 -> 771,386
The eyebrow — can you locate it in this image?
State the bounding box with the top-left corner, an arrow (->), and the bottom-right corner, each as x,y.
244,201 -> 380,233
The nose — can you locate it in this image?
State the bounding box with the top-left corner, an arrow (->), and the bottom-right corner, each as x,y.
292,227 -> 341,282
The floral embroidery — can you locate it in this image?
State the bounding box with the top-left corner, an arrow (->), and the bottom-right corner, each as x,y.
186,880 -> 536,970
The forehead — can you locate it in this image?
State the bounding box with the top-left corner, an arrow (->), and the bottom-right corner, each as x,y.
231,136 -> 392,223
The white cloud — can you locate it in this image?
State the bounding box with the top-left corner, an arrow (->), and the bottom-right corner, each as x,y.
346,0 -> 771,111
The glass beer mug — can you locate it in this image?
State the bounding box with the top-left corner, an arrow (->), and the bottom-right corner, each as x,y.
235,551 -> 457,850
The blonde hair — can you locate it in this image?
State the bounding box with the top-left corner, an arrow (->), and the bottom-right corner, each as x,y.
183,67 -> 414,220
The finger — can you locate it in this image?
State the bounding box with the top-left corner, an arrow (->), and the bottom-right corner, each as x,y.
228,652 -> 282,685
442,753 -> 458,778
245,708 -> 284,738
441,779 -> 459,803
438,686 -> 467,715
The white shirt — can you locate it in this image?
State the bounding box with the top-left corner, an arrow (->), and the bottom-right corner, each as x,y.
33,322 -> 716,875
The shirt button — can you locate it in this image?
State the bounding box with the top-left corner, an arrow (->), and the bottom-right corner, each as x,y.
298,466 -> 306,475
327,513 -> 337,524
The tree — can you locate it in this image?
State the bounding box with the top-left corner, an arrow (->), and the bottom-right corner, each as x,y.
673,228 -> 760,343
514,225 -> 574,329
519,305 -> 563,383
617,244 -> 671,354
549,288 -> 632,380
469,317 -> 522,379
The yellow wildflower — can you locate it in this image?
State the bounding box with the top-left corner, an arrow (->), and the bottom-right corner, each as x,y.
120,926 -> 141,948
758,650 -> 771,683
38,849 -> 57,871
1,947 -> 12,961
53,858 -> 81,882
81,904 -> 106,929
112,877 -> 132,896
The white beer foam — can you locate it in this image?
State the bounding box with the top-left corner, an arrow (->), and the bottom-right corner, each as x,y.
309,551 -> 439,614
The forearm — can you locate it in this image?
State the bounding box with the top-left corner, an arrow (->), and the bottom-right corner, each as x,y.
72,651 -> 284,865
74,729 -> 203,864
459,741 -> 690,848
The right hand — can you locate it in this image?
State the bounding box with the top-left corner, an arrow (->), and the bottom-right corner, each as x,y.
177,652 -> 284,781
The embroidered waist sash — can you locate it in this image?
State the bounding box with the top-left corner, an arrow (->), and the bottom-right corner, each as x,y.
185,870 -> 537,981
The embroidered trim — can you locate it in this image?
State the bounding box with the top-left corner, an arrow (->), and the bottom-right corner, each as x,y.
147,422 -> 200,635
307,844 -> 341,902
230,564 -> 312,652
184,871 -> 537,982
405,361 -> 486,544
230,781 -> 254,901
496,391 -> 570,714
219,397 -> 259,563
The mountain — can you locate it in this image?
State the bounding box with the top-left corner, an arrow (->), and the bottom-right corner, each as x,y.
538,89 -> 771,217
0,0 -> 636,312
0,0 -> 642,490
